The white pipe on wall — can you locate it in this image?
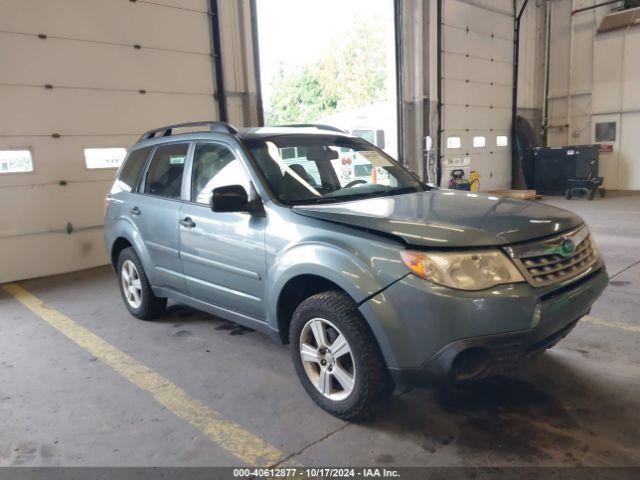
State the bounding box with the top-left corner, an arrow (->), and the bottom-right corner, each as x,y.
567,1 -> 575,144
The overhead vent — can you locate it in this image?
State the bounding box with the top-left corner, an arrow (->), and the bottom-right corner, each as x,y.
598,6 -> 640,33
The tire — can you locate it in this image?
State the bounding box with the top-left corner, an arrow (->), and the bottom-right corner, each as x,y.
117,247 -> 167,320
565,189 -> 572,200
290,291 -> 394,420
588,189 -> 595,201
599,188 -> 606,198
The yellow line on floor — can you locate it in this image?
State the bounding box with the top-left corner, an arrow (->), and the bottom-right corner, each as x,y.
1,282 -> 284,466
583,315 -> 640,333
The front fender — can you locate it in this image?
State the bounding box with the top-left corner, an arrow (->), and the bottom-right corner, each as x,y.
265,240 -> 407,362
268,241 -> 385,305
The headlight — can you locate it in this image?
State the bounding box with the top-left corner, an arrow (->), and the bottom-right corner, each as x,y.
400,249 -> 525,291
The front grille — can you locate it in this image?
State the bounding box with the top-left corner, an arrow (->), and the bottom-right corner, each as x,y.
522,235 -> 596,285
506,226 -> 598,287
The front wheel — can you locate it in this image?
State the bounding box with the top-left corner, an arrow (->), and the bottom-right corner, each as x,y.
117,247 -> 167,320
290,291 -> 393,420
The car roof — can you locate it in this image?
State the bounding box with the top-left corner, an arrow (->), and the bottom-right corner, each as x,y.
130,122 -> 353,151
237,126 -> 350,140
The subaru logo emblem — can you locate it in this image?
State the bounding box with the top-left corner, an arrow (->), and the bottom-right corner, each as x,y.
559,238 -> 575,257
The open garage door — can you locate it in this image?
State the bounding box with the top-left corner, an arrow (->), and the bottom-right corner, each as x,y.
440,0 -> 514,191
0,0 -> 218,282
253,0 -> 399,160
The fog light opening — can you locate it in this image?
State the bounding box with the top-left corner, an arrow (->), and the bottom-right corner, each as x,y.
451,347 -> 490,381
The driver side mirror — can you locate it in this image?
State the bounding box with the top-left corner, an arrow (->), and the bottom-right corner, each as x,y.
210,185 -> 249,213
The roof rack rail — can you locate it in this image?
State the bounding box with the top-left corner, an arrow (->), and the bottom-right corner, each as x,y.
281,124 -> 346,133
137,121 -> 238,142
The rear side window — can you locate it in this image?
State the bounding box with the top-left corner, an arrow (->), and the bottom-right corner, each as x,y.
144,143 -> 189,199
116,147 -> 151,192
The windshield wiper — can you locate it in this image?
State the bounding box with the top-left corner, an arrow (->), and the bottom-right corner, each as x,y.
382,186 -> 423,196
311,191 -> 383,204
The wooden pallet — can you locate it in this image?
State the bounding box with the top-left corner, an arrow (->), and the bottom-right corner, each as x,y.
487,189 -> 541,200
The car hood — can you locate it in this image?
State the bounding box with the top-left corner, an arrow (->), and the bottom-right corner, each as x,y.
292,190 -> 583,248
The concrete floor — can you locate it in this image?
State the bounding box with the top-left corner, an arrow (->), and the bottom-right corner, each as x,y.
1,192 -> 639,467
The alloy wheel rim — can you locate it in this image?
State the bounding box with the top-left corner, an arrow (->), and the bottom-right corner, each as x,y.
121,260 -> 142,309
299,318 -> 356,401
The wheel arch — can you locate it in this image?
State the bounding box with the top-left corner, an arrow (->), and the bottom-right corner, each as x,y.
106,218 -> 156,284
275,274 -> 350,344
267,242 -> 397,346
111,237 -> 133,269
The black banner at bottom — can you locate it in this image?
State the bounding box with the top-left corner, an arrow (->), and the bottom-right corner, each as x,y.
0,467 -> 638,480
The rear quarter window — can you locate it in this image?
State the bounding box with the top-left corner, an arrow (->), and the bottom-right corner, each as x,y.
115,147 -> 151,192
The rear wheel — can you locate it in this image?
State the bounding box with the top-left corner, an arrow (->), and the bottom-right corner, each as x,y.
117,247 -> 166,320
565,189 -> 572,200
290,291 -> 393,420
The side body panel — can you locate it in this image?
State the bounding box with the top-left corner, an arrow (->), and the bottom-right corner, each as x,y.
179,202 -> 267,319
177,137 -> 268,320
131,195 -> 184,291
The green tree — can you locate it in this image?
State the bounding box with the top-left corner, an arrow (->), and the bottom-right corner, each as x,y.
266,65 -> 339,124
265,16 -> 389,125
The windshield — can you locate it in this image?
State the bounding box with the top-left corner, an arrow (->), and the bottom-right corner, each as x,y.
245,134 -> 425,205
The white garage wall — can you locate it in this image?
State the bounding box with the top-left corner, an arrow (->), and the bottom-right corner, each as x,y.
547,0 -> 599,147
0,0 -> 255,283
592,27 -> 640,190
546,0 -> 640,190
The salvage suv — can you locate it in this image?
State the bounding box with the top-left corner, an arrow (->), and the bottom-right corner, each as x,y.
104,121 -> 608,420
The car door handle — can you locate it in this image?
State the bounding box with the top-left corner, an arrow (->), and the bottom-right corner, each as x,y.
130,207 -> 141,216
179,217 -> 196,228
